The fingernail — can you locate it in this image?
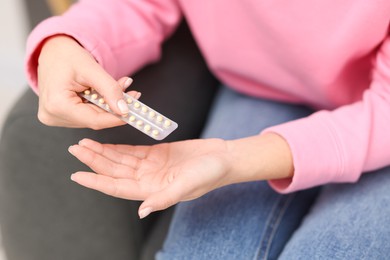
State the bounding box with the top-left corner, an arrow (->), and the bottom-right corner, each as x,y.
68,146 -> 74,155
70,173 -> 77,181
139,207 -> 153,219
135,92 -> 142,99
117,99 -> 130,114
78,139 -> 87,146
123,77 -> 133,89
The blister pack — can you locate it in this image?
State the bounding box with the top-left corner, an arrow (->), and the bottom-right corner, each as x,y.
80,89 -> 178,140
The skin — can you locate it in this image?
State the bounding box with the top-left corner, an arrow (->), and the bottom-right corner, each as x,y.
37,35 -> 140,129
68,133 -> 293,219
38,36 -> 294,219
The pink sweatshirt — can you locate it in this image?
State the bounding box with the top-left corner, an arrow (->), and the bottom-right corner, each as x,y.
25,0 -> 390,193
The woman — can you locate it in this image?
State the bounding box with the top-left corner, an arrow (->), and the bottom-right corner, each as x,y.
26,0 -> 390,258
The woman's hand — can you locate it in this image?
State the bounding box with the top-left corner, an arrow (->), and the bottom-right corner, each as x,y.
37,35 -> 139,129
68,133 -> 294,218
68,138 -> 234,218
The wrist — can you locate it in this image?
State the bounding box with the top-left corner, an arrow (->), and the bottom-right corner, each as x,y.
38,35 -> 81,64
225,133 -> 294,184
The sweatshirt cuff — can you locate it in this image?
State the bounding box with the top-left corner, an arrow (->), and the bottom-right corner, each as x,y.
262,111 -> 360,193
25,16 -> 116,93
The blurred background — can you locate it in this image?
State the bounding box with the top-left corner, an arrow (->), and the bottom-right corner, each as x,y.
0,1 -> 72,259
0,0 -> 71,131
0,0 -> 28,134
0,1 -> 27,258
0,2 -> 28,259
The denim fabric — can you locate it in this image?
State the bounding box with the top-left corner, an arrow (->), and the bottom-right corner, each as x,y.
279,167 -> 390,260
156,86 -> 390,259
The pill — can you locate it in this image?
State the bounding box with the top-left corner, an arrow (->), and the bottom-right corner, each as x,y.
144,124 -> 151,132
149,111 -> 156,118
80,90 -> 177,140
136,120 -> 144,127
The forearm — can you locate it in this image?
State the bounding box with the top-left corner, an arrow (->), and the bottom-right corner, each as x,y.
226,133 -> 294,184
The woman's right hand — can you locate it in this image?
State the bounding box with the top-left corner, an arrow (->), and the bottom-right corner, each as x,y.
37,35 -> 138,129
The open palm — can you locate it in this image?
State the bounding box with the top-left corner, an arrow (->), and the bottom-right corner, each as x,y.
69,138 -> 232,217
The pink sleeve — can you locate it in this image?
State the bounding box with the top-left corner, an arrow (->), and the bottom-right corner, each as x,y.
264,36 -> 390,193
25,0 -> 181,92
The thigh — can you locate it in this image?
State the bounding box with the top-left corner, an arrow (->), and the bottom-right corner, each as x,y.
279,167 -> 390,260
157,86 -> 318,260
200,86 -> 313,140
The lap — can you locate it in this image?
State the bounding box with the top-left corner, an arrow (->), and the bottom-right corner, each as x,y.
200,86 -> 313,140
158,182 -> 319,260
158,86 -> 390,259
280,166 -> 390,259
158,86 -> 317,259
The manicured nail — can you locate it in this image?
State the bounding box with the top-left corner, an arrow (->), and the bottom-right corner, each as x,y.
123,77 -> 133,89
78,138 -> 88,146
70,174 -> 77,181
135,92 -> 142,99
68,146 -> 74,155
139,207 -> 153,219
117,99 -> 130,114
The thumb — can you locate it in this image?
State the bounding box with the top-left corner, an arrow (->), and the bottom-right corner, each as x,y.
85,65 -> 130,116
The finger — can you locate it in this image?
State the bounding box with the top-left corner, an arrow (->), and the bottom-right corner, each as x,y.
78,138 -> 143,167
126,90 -> 142,99
117,77 -> 133,91
73,103 -> 126,129
38,95 -> 126,129
138,180 -> 185,219
117,76 -> 142,98
79,138 -> 150,159
81,63 -> 129,116
70,172 -> 147,200
68,144 -> 137,179
117,76 -> 143,99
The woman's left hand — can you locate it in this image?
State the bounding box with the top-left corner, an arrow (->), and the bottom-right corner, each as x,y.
69,133 -> 294,218
68,138 -> 234,218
